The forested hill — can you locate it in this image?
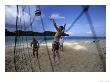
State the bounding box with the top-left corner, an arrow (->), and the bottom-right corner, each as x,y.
5,29 -> 69,36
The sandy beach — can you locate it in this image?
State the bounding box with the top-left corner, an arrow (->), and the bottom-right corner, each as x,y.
5,40 -> 106,72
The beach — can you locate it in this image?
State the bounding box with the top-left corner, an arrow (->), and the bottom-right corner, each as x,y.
5,40 -> 106,72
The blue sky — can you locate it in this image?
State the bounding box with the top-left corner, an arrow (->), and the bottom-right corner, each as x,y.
5,5 -> 106,36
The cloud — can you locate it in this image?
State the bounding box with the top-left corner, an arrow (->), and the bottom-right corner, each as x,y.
86,31 -> 92,34
50,13 -> 65,19
65,31 -> 74,36
66,32 -> 72,34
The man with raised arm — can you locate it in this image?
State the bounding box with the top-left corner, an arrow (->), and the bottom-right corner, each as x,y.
50,18 -> 66,62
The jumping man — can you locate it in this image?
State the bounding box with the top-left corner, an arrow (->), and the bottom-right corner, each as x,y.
50,18 -> 66,62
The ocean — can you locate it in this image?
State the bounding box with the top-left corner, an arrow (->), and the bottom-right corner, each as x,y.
5,36 -> 106,46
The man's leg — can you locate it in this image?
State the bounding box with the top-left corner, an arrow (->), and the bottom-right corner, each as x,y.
52,44 -> 54,51
36,49 -> 39,58
52,44 -> 56,62
53,51 -> 56,63
33,49 -> 35,57
56,50 -> 60,62
60,45 -> 62,51
61,45 -> 63,51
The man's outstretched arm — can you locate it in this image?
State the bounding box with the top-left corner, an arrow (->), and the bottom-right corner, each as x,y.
50,19 -> 58,30
63,24 -> 66,31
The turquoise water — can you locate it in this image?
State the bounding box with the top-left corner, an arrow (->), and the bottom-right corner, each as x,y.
5,36 -> 106,46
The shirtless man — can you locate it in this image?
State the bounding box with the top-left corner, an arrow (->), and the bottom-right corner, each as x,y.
50,18 -> 66,62
31,37 -> 39,57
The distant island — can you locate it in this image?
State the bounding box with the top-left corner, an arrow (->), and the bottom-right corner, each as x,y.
5,29 -> 69,36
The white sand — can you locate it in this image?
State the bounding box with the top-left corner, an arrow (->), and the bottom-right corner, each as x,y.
5,40 -> 106,72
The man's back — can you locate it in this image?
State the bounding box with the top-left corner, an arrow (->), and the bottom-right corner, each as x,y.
54,29 -> 63,41
31,40 -> 39,48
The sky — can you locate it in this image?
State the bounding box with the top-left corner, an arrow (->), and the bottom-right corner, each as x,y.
5,5 -> 106,36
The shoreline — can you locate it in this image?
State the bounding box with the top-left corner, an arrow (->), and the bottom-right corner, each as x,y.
5,39 -> 106,47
